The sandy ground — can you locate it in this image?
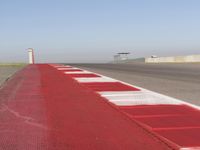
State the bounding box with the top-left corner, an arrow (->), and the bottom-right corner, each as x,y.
0,65 -> 24,86
72,63 -> 200,106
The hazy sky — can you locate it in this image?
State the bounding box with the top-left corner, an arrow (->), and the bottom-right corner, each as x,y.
0,0 -> 200,63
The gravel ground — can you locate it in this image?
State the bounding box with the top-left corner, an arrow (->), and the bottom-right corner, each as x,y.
0,66 -> 24,86
72,63 -> 200,106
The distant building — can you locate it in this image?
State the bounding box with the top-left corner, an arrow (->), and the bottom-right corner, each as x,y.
114,54 -> 121,61
151,55 -> 158,58
114,52 -> 130,62
118,52 -> 130,60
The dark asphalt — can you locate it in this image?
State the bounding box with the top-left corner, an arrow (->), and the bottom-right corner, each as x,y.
72,63 -> 200,106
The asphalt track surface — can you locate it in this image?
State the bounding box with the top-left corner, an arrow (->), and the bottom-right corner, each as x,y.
72,63 -> 200,106
0,64 -> 176,150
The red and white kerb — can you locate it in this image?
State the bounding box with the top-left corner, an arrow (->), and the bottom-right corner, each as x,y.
52,64 -> 200,150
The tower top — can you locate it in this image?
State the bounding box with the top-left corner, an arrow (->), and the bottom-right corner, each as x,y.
28,48 -> 35,64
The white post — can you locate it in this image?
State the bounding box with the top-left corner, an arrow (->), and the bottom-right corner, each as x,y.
28,48 -> 35,64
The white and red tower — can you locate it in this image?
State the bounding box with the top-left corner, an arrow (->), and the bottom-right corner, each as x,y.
28,48 -> 35,64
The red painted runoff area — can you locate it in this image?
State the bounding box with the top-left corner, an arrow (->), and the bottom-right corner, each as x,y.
65,73 -> 101,78
0,65 -> 47,150
120,105 -> 200,118
156,128 -> 200,148
81,82 -> 141,91
0,64 -> 174,150
120,105 -> 200,148
137,115 -> 200,129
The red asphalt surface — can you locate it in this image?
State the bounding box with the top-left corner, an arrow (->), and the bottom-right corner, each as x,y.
1,64 -> 200,149
0,64 -> 175,150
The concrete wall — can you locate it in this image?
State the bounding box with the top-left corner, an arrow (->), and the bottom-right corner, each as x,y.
145,55 -> 200,63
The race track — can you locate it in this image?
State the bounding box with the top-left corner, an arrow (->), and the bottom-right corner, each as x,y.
73,63 -> 200,105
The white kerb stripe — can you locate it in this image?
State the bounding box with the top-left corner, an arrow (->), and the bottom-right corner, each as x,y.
57,68 -> 78,70
64,71 -> 92,74
98,91 -> 142,96
100,91 -> 183,106
75,77 -> 116,83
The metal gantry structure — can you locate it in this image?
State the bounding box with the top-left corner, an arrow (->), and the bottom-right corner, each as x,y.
114,52 -> 130,62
